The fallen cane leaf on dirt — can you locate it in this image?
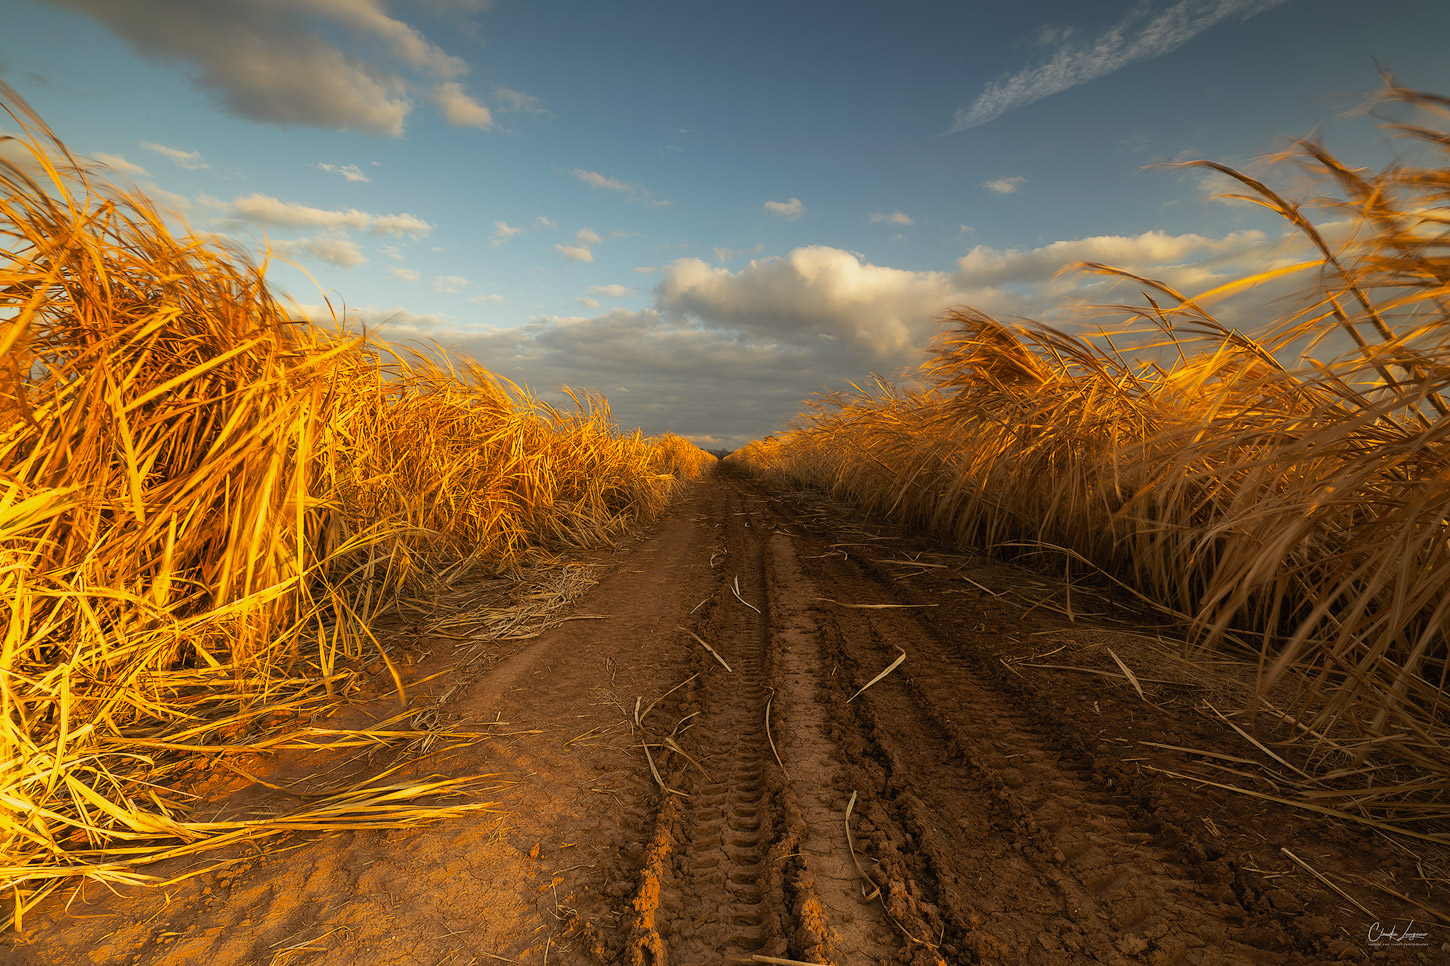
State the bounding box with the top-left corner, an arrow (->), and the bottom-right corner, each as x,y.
733,574 -> 761,614
764,687 -> 788,782
815,597 -> 936,609
639,672 -> 700,726
641,741 -> 688,797
680,625 -> 732,671
844,790 -> 881,901
846,648 -> 906,703
1280,847 -> 1378,921
1104,646 -> 1144,700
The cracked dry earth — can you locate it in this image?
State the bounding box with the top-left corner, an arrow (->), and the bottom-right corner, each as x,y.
7,466 -> 1450,966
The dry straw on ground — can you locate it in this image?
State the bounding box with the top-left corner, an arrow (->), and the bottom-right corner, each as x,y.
733,78 -> 1450,842
0,80 -> 711,928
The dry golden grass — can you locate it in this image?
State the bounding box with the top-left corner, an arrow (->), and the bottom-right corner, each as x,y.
732,78 -> 1450,841
0,81 -> 711,928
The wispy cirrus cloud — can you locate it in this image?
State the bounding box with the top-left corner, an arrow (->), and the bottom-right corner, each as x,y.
90,152 -> 151,179
141,141 -> 207,169
870,210 -> 914,226
317,162 -> 370,183
217,193 -> 433,236
568,168 -> 671,207
948,0 -> 1291,132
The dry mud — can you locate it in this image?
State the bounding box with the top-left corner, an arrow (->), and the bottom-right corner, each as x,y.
6,468 -> 1448,965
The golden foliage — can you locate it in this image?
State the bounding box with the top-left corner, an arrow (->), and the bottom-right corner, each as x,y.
0,81 -> 711,927
732,78 -> 1450,840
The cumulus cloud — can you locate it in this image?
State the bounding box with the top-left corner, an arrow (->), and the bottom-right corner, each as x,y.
141,141 -> 206,169
980,176 -> 1027,195
492,220 -> 525,246
586,283 -> 635,298
471,293 -> 505,304
90,152 -> 151,179
49,0 -> 510,136
317,162 -> 370,183
949,0 -> 1290,131
271,233 -> 367,268
657,246 -> 959,357
435,274 -> 470,293
870,210 -> 914,226
389,266 -> 420,282
535,216 -> 557,229
763,197 -> 805,220
378,224 -> 1307,450
576,227 -> 602,245
431,82 -> 492,129
220,193 -> 433,236
556,244 -> 594,263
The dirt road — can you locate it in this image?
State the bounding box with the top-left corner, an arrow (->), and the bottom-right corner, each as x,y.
7,468 -> 1448,965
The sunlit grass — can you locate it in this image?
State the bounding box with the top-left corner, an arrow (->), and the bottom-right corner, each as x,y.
732,78 -> 1450,840
0,80 -> 712,928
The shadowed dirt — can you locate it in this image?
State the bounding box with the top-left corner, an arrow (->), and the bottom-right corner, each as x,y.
6,467 -> 1448,965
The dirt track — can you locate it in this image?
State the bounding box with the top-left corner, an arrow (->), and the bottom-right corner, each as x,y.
7,468 -> 1448,965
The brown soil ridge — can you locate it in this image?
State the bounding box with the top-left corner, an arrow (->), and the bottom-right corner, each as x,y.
5,468 -> 1447,965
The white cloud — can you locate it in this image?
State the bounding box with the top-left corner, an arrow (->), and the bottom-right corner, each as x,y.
763,197 -> 805,220
389,267 -> 420,282
952,228 -> 1273,293
633,265 -> 657,275
90,152 -> 151,179
492,220 -> 525,246
271,233 -> 367,268
657,246 -> 959,357
576,227 -> 602,245
372,219 -> 1308,451
380,243 -> 405,260
535,216 -> 557,229
141,141 -> 207,169
577,296 -> 601,309
221,193 -> 433,236
586,284 -> 635,298
571,168 -> 633,193
52,0 -> 508,136
870,210 -> 914,226
555,244 -> 594,263
431,82 -> 492,129
435,274 -> 470,293
494,86 -> 548,114
950,0 -> 1291,131
980,176 -> 1027,195
470,293 -> 505,304
568,168 -> 669,206
317,162 -> 370,183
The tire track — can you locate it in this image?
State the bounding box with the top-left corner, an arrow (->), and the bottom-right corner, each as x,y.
781,500 -> 1318,964
626,485 -> 788,964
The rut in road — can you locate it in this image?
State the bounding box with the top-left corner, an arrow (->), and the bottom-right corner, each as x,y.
624,482 -> 919,966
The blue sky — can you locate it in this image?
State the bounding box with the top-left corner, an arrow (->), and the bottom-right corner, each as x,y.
5,0 -> 1450,448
